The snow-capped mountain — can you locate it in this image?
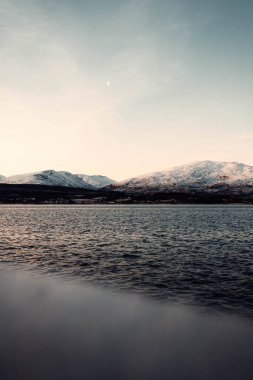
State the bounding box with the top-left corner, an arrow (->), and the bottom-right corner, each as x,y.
110,161 -> 253,193
76,174 -> 115,188
1,162 -> 253,194
0,170 -> 116,189
0,170 -> 95,189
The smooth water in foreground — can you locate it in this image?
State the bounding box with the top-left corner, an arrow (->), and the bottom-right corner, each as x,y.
1,270 -> 253,380
0,204 -> 252,317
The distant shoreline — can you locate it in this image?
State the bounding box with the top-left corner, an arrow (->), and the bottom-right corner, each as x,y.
0,183 -> 252,204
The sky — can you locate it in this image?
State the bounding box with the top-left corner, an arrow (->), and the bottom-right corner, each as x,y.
0,0 -> 252,180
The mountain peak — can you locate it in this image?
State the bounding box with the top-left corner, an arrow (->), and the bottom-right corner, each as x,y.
0,170 -> 115,189
112,161 -> 253,193
0,170 -> 94,189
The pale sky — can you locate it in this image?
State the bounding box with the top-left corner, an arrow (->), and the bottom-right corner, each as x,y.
0,0 -> 252,180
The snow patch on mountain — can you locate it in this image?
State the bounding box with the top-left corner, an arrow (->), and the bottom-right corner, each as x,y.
76,174 -> 115,189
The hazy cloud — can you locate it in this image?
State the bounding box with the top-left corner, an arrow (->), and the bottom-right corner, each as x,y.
236,134 -> 252,142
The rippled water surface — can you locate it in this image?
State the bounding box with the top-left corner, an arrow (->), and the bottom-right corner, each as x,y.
0,205 -> 252,316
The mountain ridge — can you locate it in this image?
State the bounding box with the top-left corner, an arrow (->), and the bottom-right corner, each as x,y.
1,161 -> 253,194
0,170 -> 115,190
108,161 -> 253,194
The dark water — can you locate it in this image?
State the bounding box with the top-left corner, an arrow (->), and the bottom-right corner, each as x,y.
0,205 -> 252,316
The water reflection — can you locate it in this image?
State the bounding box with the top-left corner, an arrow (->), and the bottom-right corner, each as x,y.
0,270 -> 253,380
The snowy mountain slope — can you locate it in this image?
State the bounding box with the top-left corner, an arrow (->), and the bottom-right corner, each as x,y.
76,174 -> 115,189
1,161 -> 252,193
110,161 -> 253,193
0,170 -> 95,189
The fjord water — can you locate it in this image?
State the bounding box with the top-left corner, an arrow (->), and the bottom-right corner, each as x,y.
1,205 -> 253,380
0,204 -> 252,317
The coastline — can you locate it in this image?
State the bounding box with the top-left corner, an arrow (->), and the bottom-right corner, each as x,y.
0,183 -> 252,204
